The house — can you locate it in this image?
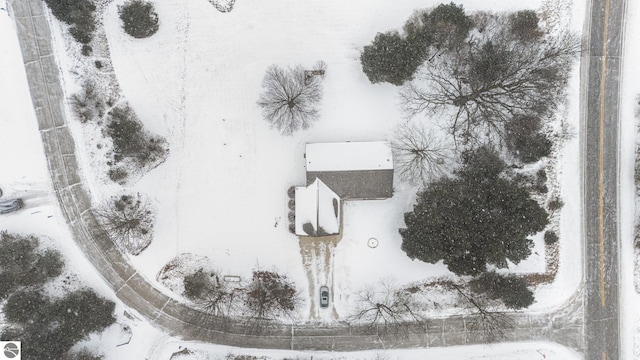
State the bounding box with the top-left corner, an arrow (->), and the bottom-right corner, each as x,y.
305,141 -> 394,200
295,178 -> 341,237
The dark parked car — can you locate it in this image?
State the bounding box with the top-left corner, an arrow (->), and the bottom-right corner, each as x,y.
0,198 -> 23,214
320,286 -> 329,308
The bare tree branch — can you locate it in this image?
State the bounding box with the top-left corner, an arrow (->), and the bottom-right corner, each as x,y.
450,282 -> 514,342
96,193 -> 155,255
350,280 -> 425,338
257,64 -> 324,135
391,122 -> 453,185
400,15 -> 579,145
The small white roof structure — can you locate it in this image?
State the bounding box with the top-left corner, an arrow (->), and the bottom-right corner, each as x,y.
295,179 -> 341,237
305,141 -> 393,172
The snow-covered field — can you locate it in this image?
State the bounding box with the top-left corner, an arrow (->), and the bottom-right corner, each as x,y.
0,0 -> 616,357
94,0 -> 586,318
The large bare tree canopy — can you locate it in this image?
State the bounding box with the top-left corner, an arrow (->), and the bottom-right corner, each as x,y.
401,13 -> 579,144
257,64 -> 324,135
391,122 -> 453,185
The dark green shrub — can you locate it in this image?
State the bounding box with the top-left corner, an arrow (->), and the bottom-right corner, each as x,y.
3,289 -> 115,360
505,114 -> 552,163
0,232 -> 63,298
81,45 -> 93,56
360,31 -> 424,86
544,230 -> 559,245
404,2 -> 473,51
108,167 -> 128,183
119,0 -> 160,38
509,10 -> 541,41
548,197 -> 564,212
43,0 -> 96,44
106,105 -> 167,166
470,272 -> 534,309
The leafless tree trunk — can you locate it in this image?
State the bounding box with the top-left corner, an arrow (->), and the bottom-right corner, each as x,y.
242,270 -> 300,334
257,64 -> 324,136
451,283 -> 514,342
95,193 -> 154,255
350,280 -> 425,338
400,20 -> 579,145
391,121 -> 453,185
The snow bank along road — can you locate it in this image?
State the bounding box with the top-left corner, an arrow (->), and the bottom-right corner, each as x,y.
11,0 -> 584,352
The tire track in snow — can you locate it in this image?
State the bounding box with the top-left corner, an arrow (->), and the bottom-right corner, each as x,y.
299,235 -> 340,321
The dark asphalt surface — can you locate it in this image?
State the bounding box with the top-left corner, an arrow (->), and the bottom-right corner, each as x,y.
583,0 -> 626,359
11,0 -> 586,354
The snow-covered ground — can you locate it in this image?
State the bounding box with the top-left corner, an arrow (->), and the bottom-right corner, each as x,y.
619,0 -> 640,357
0,0 -> 124,340
0,0 -> 614,357
96,0 -> 585,318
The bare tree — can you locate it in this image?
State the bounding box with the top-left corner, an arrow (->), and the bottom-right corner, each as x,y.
350,280 -> 424,337
243,270 -> 300,333
401,15 -> 579,145
257,64 -> 324,136
181,268 -> 241,334
391,122 -> 453,185
450,282 -> 514,342
96,193 -> 154,255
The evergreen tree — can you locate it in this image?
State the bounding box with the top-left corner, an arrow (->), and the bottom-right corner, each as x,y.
399,147 -> 548,275
119,0 -> 159,38
360,31 -> 424,86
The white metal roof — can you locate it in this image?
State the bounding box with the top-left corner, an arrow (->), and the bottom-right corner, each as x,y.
305,141 -> 393,172
295,179 -> 341,236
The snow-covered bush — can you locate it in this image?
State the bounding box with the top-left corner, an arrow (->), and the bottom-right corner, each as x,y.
70,80 -> 104,123
96,193 -> 155,255
118,0 -> 159,39
43,0 -> 96,45
105,104 -> 168,169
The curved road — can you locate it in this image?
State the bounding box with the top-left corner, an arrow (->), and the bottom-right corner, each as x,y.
10,0 -> 589,354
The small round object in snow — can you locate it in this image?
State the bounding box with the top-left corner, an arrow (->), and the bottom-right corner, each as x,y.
367,237 -> 378,248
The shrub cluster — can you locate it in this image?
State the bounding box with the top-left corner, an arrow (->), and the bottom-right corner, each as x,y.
0,232 -> 115,359
43,0 -> 96,45
70,80 -> 105,123
0,232 -> 63,298
544,230 -> 559,245
360,2 -> 474,85
2,289 -> 115,360
119,0 -> 160,38
106,105 -> 167,167
504,115 -> 552,164
470,272 -> 534,309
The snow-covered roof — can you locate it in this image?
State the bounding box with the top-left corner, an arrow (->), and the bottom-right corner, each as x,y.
305,141 -> 393,172
295,179 -> 341,237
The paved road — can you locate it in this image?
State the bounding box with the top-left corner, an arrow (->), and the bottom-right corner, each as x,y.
582,0 -> 626,359
11,0 -> 584,353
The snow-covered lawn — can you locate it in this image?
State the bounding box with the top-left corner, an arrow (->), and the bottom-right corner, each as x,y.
0,0 -> 599,356
93,0 -> 588,319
